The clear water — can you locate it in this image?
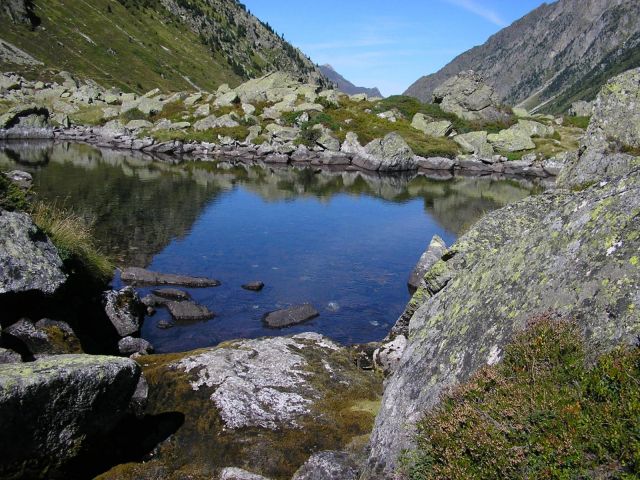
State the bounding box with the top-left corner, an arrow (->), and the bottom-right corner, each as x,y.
0,141 -> 536,352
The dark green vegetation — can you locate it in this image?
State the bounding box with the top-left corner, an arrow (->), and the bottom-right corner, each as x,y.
0,0 -> 322,93
0,171 -> 28,211
563,115 -> 591,129
406,316 -> 640,480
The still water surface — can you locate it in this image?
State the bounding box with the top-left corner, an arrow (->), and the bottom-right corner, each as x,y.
0,142 -> 536,352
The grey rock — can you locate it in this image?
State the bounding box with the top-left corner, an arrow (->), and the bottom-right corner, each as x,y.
416,156 -> 455,171
373,335 -> 408,376
103,287 -> 143,337
118,336 -> 154,356
292,451 -> 360,480
558,68 -> 640,189
432,70 -> 507,122
4,318 -> 82,356
156,320 -> 174,330
0,209 -> 66,295
0,348 -> 21,364
125,119 -> 153,130
4,169 -> 32,189
121,267 -> 221,287
453,131 -> 494,156
265,123 -> 300,142
151,288 -> 191,301
360,132 -> 417,172
219,467 -> 272,480
0,104 -> 49,129
263,304 -> 319,328
364,168 -> 640,478
513,119 -> 555,137
166,300 -> 215,322
411,113 -> 451,137
0,355 -> 140,478
569,100 -> 593,117
407,235 -> 447,294
136,96 -> 164,116
488,127 -> 536,151
242,281 -> 265,291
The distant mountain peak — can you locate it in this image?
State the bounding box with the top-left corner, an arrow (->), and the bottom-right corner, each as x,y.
318,64 -> 382,98
404,0 -> 640,113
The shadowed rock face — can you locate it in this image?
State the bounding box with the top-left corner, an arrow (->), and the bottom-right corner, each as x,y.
363,168 -> 640,477
98,333 -> 382,480
0,355 -> 140,478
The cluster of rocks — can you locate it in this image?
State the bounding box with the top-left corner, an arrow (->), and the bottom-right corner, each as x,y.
0,70 -> 575,180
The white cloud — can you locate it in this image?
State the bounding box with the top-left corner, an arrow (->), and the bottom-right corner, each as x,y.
443,0 -> 507,26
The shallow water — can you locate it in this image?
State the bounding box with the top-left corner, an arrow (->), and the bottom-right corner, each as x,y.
0,141 -> 537,352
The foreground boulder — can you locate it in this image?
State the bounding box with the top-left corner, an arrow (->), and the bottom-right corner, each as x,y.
558,68 -> 640,189
4,318 -> 82,357
0,355 -> 141,478
363,167 -> 640,478
104,287 -> 144,337
432,71 -> 507,122
292,451 -> 360,480
407,235 -> 447,294
99,333 -> 381,479
0,209 -> 66,295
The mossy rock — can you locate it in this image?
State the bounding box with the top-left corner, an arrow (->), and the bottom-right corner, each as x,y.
98,333 -> 382,480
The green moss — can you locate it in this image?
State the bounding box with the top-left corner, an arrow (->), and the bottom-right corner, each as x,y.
564,116 -> 590,129
0,172 -> 29,211
404,316 -> 640,479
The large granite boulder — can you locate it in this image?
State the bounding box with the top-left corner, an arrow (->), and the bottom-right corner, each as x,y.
351,132 -> 417,172
0,104 -> 50,129
99,333 -> 381,479
453,131 -> 494,156
0,209 -> 66,295
410,113 -> 452,137
364,168 -> 640,478
432,71 -> 507,122
558,68 -> 640,189
487,126 -> 536,152
0,355 -> 141,478
407,235 -> 447,294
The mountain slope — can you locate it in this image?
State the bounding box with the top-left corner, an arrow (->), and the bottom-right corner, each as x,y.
319,64 -> 382,97
0,0 -> 326,93
404,0 -> 640,113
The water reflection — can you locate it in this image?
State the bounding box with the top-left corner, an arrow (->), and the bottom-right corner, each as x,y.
0,141 -> 537,350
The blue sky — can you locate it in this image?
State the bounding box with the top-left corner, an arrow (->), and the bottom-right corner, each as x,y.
242,0 -> 549,96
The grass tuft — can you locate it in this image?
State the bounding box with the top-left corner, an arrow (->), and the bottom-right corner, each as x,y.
30,201 -> 113,281
404,313 -> 640,479
0,172 -> 30,211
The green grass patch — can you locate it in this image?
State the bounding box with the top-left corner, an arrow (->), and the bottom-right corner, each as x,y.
119,107 -> 148,123
564,116 -> 590,129
152,125 -> 249,143
405,314 -> 640,479
30,201 -> 113,282
69,105 -> 108,126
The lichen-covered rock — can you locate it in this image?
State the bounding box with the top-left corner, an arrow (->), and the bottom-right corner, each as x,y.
0,347 -> 21,364
410,114 -> 452,137
488,127 -> 536,152
558,68 -> 640,189
407,235 -> 447,294
432,71 -> 507,122
118,336 -> 154,356
0,209 -> 66,295
101,333 -> 381,479
103,287 -> 144,337
359,133 -> 417,172
291,451 -> 360,480
0,104 -> 49,129
0,355 -> 141,478
364,168 -> 640,478
219,467 -> 272,480
4,318 -> 82,356
513,119 -> 555,137
265,123 -> 300,143
453,131 -> 494,157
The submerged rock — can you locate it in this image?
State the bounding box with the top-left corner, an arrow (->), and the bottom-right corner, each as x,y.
100,333 -> 381,479
121,267 -> 221,287
165,300 -> 215,322
0,354 -> 141,478
242,281 -> 265,291
263,304 -> 319,328
364,167 -> 640,478
151,288 -> 191,301
0,209 -> 66,295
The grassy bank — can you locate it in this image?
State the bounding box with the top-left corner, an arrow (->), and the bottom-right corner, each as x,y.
1,173 -> 113,282
405,314 -> 640,479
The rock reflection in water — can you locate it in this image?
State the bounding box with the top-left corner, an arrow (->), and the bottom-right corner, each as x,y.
0,141 -> 537,351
